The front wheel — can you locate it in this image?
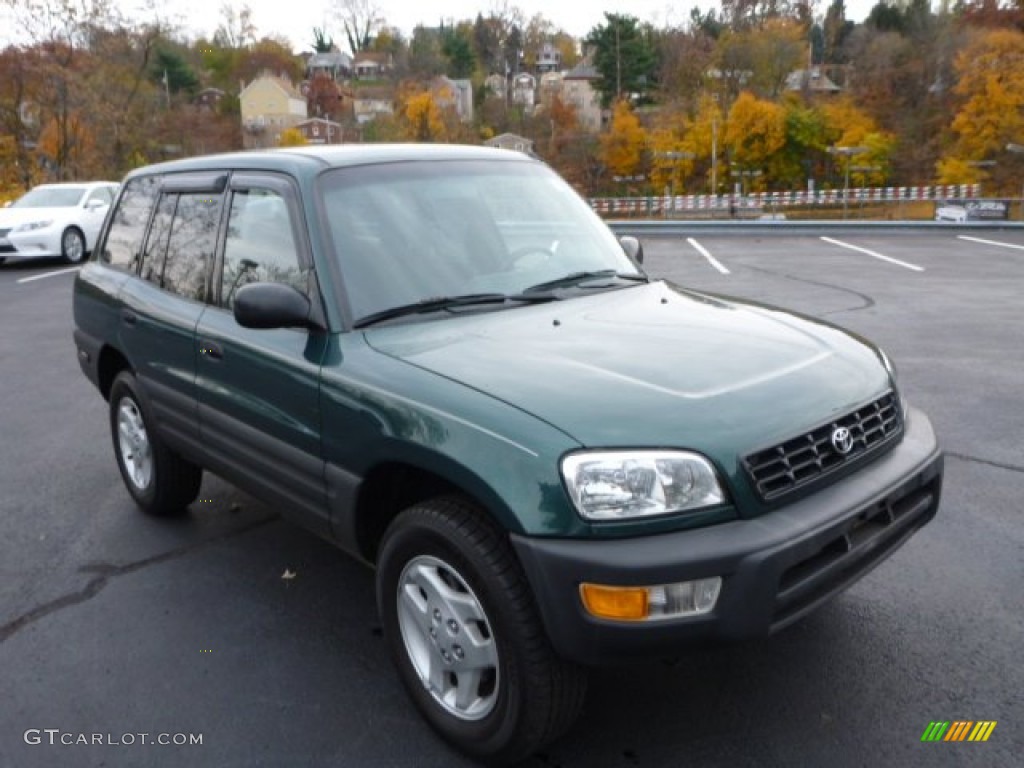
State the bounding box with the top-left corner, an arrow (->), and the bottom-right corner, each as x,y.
61,227 -> 86,264
377,497 -> 586,765
109,371 -> 202,515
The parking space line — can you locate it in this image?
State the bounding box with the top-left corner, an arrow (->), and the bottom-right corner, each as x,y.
820,237 -> 924,272
16,267 -> 81,284
958,235 -> 1024,252
686,238 -> 730,274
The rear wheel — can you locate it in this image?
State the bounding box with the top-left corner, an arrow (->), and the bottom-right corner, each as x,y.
109,371 -> 202,516
61,227 -> 86,264
377,496 -> 587,765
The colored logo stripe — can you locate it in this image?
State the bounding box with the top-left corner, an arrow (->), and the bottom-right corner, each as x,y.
969,722 -> 997,742
921,721 -> 996,742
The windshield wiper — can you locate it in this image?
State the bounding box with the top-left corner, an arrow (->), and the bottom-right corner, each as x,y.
353,292 -> 557,328
522,270 -> 649,294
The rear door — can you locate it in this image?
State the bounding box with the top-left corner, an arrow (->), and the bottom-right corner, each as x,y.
116,173 -> 225,454
194,173 -> 331,537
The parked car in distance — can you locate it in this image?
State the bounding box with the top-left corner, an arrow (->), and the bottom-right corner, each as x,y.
73,145 -> 943,766
0,181 -> 118,264
934,204 -> 968,222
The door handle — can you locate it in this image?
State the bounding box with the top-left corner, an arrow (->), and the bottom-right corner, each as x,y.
198,339 -> 223,360
121,309 -> 137,326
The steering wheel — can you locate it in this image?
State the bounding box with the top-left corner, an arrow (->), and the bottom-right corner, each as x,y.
507,243 -> 557,271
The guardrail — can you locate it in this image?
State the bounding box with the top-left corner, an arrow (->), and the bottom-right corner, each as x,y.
589,185 -> 985,216
606,219 -> 1024,237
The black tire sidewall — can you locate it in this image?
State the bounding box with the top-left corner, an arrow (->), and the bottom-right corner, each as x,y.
62,227 -> 85,263
377,507 -> 532,762
109,372 -> 158,509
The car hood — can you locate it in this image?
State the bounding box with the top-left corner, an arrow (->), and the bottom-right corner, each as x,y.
0,206 -> 73,227
364,282 -> 891,466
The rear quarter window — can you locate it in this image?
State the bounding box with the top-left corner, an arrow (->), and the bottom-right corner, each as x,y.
101,176 -> 159,270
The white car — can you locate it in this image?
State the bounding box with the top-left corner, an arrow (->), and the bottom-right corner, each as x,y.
935,204 -> 968,222
0,181 -> 119,265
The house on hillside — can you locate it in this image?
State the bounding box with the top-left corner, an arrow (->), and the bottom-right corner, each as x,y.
785,67 -> 841,95
193,87 -> 226,112
511,73 -> 536,110
353,52 -> 392,79
484,132 -> 535,155
306,50 -> 353,82
484,73 -> 506,100
562,62 -> 602,133
432,76 -> 473,123
295,117 -> 344,144
239,74 -> 308,149
536,43 -> 562,74
352,86 -> 394,124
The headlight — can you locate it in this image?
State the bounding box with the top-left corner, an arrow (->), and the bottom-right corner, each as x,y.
878,347 -> 898,385
877,348 -> 909,421
13,220 -> 53,232
561,450 -> 726,521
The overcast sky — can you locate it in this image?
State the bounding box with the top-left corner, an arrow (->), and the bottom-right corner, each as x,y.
158,0 -> 879,53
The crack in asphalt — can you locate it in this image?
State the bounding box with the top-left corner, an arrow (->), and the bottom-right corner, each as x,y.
740,264 -> 877,317
0,515 -> 277,644
946,451 -> 1024,475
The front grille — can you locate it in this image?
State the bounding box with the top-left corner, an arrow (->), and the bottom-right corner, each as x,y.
745,392 -> 902,501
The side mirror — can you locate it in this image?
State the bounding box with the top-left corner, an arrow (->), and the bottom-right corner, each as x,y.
620,235 -> 644,265
85,199 -> 107,210
234,282 -> 312,329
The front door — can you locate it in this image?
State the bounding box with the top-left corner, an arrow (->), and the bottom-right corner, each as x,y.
195,173 -> 330,537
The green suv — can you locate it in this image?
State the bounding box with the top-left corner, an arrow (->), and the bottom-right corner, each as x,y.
73,145 -> 943,765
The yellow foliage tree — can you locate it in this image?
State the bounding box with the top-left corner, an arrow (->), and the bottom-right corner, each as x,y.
402,91 -> 448,143
723,91 -> 785,189
278,128 -> 307,147
821,98 -> 895,187
601,100 -> 647,180
938,28 -> 1024,191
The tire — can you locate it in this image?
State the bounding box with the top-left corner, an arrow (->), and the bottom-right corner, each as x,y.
61,226 -> 86,264
377,496 -> 587,766
109,371 -> 202,516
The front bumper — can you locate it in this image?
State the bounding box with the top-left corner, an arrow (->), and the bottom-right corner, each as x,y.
512,406 -> 942,665
2,230 -> 61,259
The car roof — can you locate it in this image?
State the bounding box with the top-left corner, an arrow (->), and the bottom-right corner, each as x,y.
121,144 -> 535,183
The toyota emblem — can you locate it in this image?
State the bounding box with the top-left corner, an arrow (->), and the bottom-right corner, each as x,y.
831,426 -> 854,455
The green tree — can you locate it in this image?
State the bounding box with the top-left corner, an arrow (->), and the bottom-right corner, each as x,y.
442,27 -> 476,79
586,13 -> 657,107
151,48 -> 199,96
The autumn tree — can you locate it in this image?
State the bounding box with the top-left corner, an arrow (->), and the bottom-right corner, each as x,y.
400,88 -> 448,142
937,28 -> 1024,193
278,127 -> 307,146
331,0 -> 382,54
600,99 -> 648,182
724,91 -> 786,190
308,73 -> 343,121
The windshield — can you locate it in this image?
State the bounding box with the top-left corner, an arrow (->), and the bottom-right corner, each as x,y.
13,186 -> 87,208
319,159 -> 642,322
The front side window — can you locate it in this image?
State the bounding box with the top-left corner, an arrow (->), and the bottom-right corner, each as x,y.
101,177 -> 159,269
220,188 -> 306,309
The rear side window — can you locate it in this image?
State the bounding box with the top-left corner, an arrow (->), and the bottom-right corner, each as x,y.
101,177 -> 158,269
220,188 -> 306,308
141,192 -> 222,302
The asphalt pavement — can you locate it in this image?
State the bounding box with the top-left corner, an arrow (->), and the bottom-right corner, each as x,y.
1,230 -> 1021,767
